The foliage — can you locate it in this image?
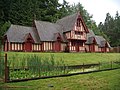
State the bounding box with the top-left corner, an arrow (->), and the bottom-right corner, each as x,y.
6,52 -> 120,80
6,52 -> 120,65
0,0 -> 73,25
98,11 -> 120,46
0,21 -> 11,37
0,57 -> 4,78
8,54 -> 69,80
0,0 -> 70,39
2,67 -> 120,90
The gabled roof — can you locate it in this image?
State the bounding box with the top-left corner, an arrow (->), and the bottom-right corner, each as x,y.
86,29 -> 110,47
5,25 -> 39,43
95,36 -> 110,47
95,36 -> 106,47
34,20 -> 67,42
86,29 -> 95,44
56,12 -> 89,33
24,33 -> 35,43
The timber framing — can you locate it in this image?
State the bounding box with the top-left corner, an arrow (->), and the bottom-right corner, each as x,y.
3,12 -> 110,52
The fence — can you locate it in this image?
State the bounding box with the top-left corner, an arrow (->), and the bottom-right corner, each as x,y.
1,54 -> 120,83
0,54 -> 8,83
110,46 -> 120,53
0,55 -> 4,79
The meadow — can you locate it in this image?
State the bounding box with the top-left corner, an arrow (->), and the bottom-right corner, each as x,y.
6,52 -> 120,65
0,52 -> 120,90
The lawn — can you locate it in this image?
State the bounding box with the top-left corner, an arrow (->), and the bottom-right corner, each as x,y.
0,69 -> 120,90
0,52 -> 120,90
5,52 -> 120,65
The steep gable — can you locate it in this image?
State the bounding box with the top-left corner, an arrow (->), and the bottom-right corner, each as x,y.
34,20 -> 66,42
56,12 -> 89,33
86,29 -> 110,48
4,25 -> 39,43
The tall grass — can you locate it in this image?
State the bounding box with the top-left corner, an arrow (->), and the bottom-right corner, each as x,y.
0,56 -> 4,78
7,53 -> 120,80
8,54 -> 69,80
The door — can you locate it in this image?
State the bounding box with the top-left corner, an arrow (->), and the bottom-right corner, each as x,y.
89,44 -> 95,52
55,41 -> 61,52
25,42 -> 32,52
76,42 -> 79,52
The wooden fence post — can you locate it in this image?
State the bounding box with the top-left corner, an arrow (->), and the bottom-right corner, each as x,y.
5,53 -> 9,83
99,62 -> 100,70
111,61 -> 112,69
39,65 -> 40,77
83,63 -> 84,72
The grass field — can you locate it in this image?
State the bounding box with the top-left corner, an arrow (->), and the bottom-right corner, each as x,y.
5,52 -> 120,65
0,52 -> 120,90
0,69 -> 120,90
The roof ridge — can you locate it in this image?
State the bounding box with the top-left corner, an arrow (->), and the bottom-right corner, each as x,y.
56,12 -> 78,23
11,24 -> 32,28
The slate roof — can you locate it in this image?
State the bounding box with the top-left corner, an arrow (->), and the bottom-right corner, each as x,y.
86,29 -> 95,44
4,12 -> 110,48
95,36 -> 106,47
5,25 -> 40,43
34,20 -> 67,42
56,13 -> 78,32
86,29 -> 110,47
56,12 -> 89,33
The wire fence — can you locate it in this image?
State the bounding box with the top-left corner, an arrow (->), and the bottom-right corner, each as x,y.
8,60 -> 120,82
1,53 -> 120,83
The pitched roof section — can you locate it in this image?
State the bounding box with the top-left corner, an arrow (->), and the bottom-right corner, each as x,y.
95,36 -> 110,47
86,29 -> 110,47
95,36 -> 106,47
56,12 -> 89,33
34,20 -> 67,42
5,25 -> 40,43
86,29 -> 95,44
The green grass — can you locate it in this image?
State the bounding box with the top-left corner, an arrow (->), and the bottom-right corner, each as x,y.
6,52 -> 120,65
0,52 -> 120,90
1,69 -> 120,90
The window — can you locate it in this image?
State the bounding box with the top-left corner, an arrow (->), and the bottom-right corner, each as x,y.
71,42 -> 76,46
77,19 -> 81,27
79,42 -> 83,46
75,31 -> 83,35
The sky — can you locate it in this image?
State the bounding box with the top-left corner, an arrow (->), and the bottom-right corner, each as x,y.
59,0 -> 120,25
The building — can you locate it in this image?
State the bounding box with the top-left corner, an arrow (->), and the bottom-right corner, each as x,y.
85,30 -> 110,52
3,12 -> 110,52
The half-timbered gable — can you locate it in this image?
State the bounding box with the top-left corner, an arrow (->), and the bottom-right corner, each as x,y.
85,29 -> 110,52
56,12 -> 89,52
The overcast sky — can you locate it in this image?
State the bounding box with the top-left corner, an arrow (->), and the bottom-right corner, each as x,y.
59,0 -> 120,25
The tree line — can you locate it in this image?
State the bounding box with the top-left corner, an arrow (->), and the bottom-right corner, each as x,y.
98,12 -> 120,47
0,0 -> 120,47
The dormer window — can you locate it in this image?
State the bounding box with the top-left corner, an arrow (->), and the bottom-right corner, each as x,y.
77,18 -> 81,27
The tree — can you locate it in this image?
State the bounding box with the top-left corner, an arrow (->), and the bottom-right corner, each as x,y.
98,11 -> 120,46
0,21 -> 11,38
